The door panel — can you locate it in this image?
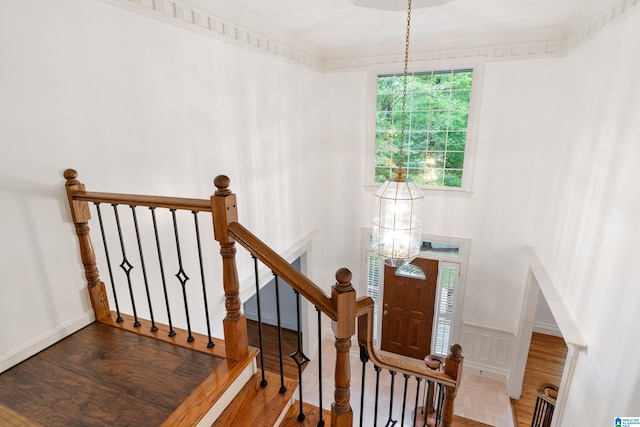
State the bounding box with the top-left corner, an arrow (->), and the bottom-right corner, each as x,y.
381,258 -> 438,359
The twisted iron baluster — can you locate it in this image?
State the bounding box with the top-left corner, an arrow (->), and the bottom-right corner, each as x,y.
413,377 -> 422,427
192,211 -> 213,348
171,209 -> 193,343
150,207 -> 175,337
316,307 -> 325,427
113,204 -> 140,327
94,202 -> 122,322
274,274 -> 287,394
400,373 -> 410,426
130,205 -> 157,332
290,290 -> 310,421
252,255 -> 268,387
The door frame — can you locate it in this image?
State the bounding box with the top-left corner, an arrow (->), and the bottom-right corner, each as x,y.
360,228 -> 471,357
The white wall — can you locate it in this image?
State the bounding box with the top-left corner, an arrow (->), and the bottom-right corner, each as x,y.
0,0 -> 355,366
2,0 -> 639,420
531,11 -> 640,421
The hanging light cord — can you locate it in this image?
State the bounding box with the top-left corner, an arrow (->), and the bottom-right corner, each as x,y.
397,0 -> 412,181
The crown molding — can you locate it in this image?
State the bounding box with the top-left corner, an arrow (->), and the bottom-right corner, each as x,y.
99,0 -> 325,71
323,27 -> 568,72
97,0 -> 639,73
565,0 -> 640,51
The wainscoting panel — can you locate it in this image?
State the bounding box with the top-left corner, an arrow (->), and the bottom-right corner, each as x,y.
458,321 -> 515,383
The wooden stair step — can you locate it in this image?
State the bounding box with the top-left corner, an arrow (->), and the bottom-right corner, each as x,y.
212,370 -> 297,427
280,401 -> 331,427
415,407 -> 494,427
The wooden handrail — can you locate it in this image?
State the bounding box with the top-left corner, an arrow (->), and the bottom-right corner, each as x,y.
71,191 -> 212,212
228,222 -> 337,320
356,296 -> 457,387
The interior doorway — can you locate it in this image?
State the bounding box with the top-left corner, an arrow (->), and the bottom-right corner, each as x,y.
380,258 -> 438,359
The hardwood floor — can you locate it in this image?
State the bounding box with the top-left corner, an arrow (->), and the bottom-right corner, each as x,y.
510,332 -> 567,427
247,319 -> 306,380
0,322 -> 224,426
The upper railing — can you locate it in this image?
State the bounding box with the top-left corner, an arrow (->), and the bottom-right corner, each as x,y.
64,169 -> 462,427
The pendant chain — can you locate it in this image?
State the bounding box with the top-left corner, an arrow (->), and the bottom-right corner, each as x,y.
398,0 -> 412,175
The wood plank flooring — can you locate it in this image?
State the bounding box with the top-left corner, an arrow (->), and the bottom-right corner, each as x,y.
510,332 -> 567,427
0,322 -> 224,426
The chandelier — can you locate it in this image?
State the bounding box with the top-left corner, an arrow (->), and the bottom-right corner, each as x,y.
372,0 -> 424,267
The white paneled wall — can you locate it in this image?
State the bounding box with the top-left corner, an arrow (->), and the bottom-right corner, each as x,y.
458,321 -> 515,382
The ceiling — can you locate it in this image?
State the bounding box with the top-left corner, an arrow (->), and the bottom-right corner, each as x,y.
185,0 -> 607,51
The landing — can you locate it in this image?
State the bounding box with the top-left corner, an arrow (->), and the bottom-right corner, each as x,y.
0,322 -> 225,426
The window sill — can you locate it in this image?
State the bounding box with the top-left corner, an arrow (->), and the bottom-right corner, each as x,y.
364,184 -> 474,195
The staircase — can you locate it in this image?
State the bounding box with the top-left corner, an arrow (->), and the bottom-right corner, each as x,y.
61,169 -> 465,427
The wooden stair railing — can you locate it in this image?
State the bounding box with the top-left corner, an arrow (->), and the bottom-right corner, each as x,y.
212,175 -> 356,426
356,296 -> 463,427
65,169 -> 461,426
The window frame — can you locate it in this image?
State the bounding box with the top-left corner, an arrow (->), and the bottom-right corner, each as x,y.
365,60 -> 485,193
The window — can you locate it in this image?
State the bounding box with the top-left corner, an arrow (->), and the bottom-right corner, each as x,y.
374,69 -> 475,189
433,262 -> 459,356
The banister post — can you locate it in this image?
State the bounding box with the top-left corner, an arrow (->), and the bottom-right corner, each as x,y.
63,169 -> 111,321
330,268 -> 356,427
212,175 -> 248,361
441,343 -> 464,427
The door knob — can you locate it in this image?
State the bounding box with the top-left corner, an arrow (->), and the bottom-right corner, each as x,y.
383,310 -> 388,315
384,303 -> 388,308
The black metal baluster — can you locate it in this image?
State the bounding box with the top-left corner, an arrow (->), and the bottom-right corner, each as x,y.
94,202 -> 122,323
373,365 -> 382,427
434,384 -> 444,427
385,370 -> 397,427
130,206 -> 157,332
400,373 -> 410,426
359,346 -> 369,427
171,209 -> 193,342
316,307 -> 325,427
252,255 -> 268,387
150,207 -> 175,337
112,204 -> 140,327
423,380 -> 432,427
290,290 -> 310,421
274,274 -> 287,394
413,377 -> 422,427
192,211 -> 213,348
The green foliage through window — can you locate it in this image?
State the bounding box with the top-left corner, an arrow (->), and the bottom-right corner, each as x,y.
375,69 -> 473,188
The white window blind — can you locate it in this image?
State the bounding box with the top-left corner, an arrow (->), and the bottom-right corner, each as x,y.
433,262 -> 459,356
366,253 -> 381,343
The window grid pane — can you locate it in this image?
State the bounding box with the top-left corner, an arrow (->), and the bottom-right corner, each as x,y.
375,69 -> 473,189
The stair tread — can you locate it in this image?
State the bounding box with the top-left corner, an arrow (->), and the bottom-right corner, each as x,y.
212,370 -> 297,427
280,401 -> 331,427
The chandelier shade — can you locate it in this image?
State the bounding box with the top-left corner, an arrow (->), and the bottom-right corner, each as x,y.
372,177 -> 423,267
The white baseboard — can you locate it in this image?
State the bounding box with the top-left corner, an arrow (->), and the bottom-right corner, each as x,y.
533,321 -> 562,337
0,310 -> 95,373
463,361 -> 510,383
196,359 -> 257,426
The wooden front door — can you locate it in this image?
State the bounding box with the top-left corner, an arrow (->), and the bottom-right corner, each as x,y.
380,258 -> 438,359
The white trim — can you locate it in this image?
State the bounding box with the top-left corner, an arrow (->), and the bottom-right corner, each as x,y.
509,246 -> 588,427
364,61 -> 485,193
360,228 -> 471,356
0,310 -> 95,373
195,359 -> 257,426
533,321 -> 562,337
239,229 -> 318,302
458,319 -> 515,383
96,0 -> 640,72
